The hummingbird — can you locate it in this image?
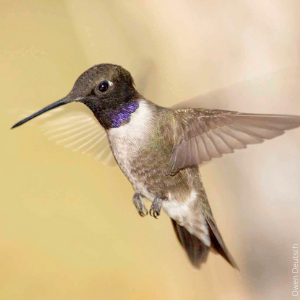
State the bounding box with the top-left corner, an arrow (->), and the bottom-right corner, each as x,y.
11,64 -> 300,269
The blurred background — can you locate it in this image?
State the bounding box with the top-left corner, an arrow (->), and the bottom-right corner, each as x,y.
1,0 -> 300,299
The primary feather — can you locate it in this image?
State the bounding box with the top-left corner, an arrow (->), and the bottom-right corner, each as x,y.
168,109 -> 300,173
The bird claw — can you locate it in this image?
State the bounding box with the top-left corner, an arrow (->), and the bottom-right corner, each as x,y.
149,196 -> 166,219
133,193 -> 148,217
149,209 -> 159,219
138,206 -> 148,217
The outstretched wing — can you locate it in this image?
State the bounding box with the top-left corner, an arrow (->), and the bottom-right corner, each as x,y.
16,105 -> 116,166
168,108 -> 300,173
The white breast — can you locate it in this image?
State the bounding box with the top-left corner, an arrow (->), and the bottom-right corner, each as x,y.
108,100 -> 153,148
107,100 -> 155,198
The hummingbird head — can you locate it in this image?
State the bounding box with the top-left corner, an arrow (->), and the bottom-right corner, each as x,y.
11,64 -> 141,129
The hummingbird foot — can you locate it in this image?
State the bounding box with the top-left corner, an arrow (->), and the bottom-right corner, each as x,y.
133,193 -> 148,217
149,196 -> 166,219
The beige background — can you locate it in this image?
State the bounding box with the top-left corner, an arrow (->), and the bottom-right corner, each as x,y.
1,1 -> 300,299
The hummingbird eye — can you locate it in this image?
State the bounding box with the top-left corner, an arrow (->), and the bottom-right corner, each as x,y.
98,81 -> 109,92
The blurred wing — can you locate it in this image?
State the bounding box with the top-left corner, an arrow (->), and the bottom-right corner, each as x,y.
18,105 -> 116,166
135,59 -> 156,94
172,67 -> 300,109
168,109 -> 300,173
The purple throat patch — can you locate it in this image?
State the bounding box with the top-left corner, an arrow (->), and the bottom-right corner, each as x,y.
109,101 -> 139,128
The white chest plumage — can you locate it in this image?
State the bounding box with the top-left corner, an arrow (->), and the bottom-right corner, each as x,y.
107,100 -> 155,199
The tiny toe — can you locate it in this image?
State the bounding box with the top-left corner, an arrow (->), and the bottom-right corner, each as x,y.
141,208 -> 148,217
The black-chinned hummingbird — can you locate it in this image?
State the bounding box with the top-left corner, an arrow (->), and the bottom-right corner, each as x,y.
11,64 -> 300,269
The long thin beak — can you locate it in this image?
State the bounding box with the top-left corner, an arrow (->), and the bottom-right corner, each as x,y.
11,97 -> 71,129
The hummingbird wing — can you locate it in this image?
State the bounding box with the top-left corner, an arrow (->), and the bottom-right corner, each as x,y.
172,67 -> 300,110
168,67 -> 300,173
168,109 -> 300,173
16,105 -> 116,166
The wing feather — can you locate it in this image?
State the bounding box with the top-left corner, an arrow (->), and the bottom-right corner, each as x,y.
169,110 -> 300,173
17,106 -> 116,166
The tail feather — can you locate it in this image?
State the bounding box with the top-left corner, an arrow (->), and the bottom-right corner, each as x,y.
171,218 -> 239,270
206,217 -> 239,270
171,219 -> 210,268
